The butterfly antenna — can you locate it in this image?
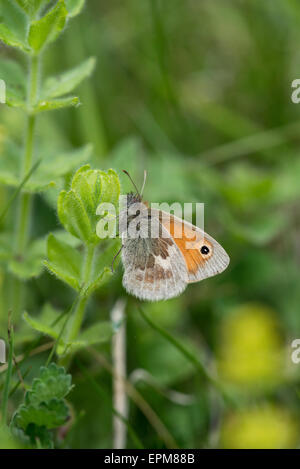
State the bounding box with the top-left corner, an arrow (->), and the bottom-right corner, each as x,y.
111,245 -> 123,273
122,170 -> 141,197
140,170 -> 147,197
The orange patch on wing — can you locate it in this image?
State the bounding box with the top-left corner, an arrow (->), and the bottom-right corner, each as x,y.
173,238 -> 204,274
161,216 -> 213,274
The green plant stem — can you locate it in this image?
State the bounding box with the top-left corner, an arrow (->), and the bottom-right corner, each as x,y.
1,321 -> 14,425
69,244 -> 95,342
12,54 -> 40,316
59,244 -> 95,367
45,294 -> 80,367
14,117 -> 36,255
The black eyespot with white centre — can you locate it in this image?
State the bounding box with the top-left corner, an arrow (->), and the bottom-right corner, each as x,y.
200,245 -> 211,258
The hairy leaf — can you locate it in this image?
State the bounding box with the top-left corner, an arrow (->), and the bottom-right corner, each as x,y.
58,189 -> 93,243
25,363 -> 73,405
83,267 -> 111,297
34,96 -> 80,112
0,59 -> 26,103
65,0 -> 85,17
59,166 -> 120,244
12,363 -> 72,448
0,0 -> 29,51
82,239 -> 121,296
15,0 -> 50,18
45,233 -> 81,291
23,309 -> 59,340
14,399 -> 69,430
28,0 -> 68,53
43,57 -> 96,98
8,237 -> 46,279
98,169 -> 120,208
0,141 -> 91,193
40,144 -> 92,179
75,321 -> 113,347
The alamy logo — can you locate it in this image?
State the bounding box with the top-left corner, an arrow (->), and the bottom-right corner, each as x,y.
96,195 -> 205,250
291,339 -> 300,364
0,338 -> 6,363
0,79 -> 6,104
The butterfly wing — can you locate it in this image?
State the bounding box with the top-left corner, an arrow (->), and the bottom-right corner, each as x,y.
121,219 -> 188,301
155,209 -> 230,283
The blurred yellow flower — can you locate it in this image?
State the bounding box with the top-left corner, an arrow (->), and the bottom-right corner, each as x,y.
217,303 -> 284,388
221,405 -> 298,449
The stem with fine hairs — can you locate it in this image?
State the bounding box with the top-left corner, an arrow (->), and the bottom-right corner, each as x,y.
11,54 -> 40,318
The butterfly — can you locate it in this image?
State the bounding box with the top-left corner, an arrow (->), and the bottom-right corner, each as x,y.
117,170 -> 230,302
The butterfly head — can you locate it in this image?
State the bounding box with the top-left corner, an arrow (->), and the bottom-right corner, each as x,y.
123,169 -> 147,204
126,191 -> 142,207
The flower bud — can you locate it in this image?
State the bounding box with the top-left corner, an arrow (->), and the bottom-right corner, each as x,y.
58,165 -> 120,245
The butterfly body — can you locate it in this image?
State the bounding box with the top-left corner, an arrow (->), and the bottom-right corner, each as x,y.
119,191 -> 229,302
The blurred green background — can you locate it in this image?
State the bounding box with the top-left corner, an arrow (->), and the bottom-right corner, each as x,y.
1,0 -> 300,449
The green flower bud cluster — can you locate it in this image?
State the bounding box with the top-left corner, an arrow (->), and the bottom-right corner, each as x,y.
58,165 -> 120,245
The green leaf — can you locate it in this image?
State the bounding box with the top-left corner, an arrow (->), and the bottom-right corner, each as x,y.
25,363 -> 73,406
22,304 -> 70,344
83,239 -> 121,296
57,321 -> 113,355
35,144 -> 92,205
0,24 -> 28,51
23,179 -> 55,193
34,96 -> 80,112
28,0 -> 68,53
94,239 -> 121,273
39,144 -> 92,179
65,0 -> 85,17
12,346 -> 73,449
43,57 -> 96,99
0,140 -> 52,192
8,237 -> 46,279
0,141 -> 91,193
83,267 -> 111,297
44,233 -> 81,291
0,141 -> 22,189
49,229 -> 82,248
58,166 -> 120,245
15,0 -> 49,18
14,399 -> 69,430
76,321 -> 113,347
58,189 -> 93,243
0,0 -> 29,51
0,59 -> 26,104
71,165 -> 101,220
23,309 -> 59,340
5,93 -> 27,109
98,169 -> 121,208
